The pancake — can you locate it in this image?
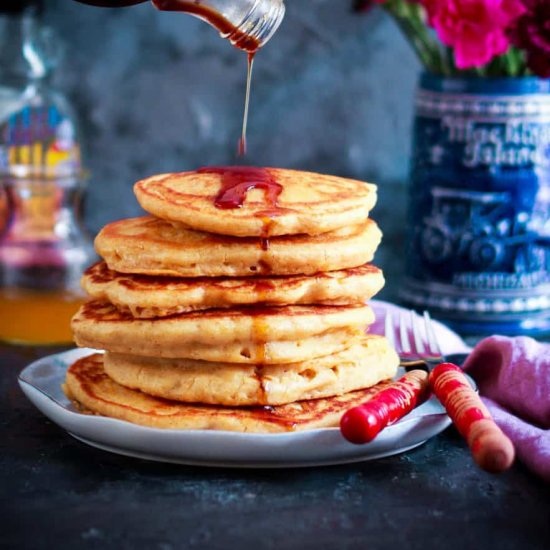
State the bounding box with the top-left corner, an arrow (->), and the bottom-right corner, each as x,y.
71,300 -> 373,362
94,328 -> 362,364
103,335 -> 398,406
94,216 -> 382,277
64,353 -> 395,432
82,262 -> 385,318
134,168 -> 377,237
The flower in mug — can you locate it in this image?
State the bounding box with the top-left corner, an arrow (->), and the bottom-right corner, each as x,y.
507,0 -> 550,77
422,0 -> 526,68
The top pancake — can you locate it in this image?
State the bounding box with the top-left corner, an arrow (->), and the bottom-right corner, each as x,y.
134,168 -> 377,237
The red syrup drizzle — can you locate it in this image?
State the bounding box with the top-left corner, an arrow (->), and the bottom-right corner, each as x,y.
151,2 -> 260,156
238,52 -> 255,157
153,4 -> 280,371
198,166 -> 283,212
198,166 -> 283,273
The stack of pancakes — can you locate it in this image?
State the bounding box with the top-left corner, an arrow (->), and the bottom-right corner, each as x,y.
65,167 -> 398,432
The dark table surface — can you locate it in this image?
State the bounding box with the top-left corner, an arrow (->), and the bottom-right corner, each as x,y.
2,343 -> 549,550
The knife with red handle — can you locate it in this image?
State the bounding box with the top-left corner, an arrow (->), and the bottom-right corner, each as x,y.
428,362 -> 515,473
340,370 -> 430,444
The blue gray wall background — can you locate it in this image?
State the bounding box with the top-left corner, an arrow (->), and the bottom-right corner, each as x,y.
45,0 -> 421,300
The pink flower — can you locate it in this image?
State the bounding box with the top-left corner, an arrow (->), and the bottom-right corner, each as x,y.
422,0 -> 526,68
508,0 -> 550,77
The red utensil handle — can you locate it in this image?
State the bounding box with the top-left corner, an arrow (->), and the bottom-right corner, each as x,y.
340,370 -> 429,444
429,363 -> 515,473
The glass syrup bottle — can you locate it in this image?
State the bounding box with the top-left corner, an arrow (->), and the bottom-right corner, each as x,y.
73,0 -> 285,52
0,0 -> 96,345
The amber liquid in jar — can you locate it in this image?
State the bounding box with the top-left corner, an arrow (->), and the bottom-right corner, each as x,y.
0,181 -> 95,345
0,288 -> 83,345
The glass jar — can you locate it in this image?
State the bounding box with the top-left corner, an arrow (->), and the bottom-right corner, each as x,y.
0,1 -> 96,345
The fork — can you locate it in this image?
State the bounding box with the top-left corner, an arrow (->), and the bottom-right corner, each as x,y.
384,309 -> 443,372
388,309 -> 515,473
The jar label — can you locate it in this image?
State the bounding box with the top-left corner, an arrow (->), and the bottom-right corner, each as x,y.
0,105 -> 81,178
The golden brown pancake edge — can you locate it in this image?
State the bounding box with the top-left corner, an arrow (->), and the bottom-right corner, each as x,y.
64,353 -> 395,433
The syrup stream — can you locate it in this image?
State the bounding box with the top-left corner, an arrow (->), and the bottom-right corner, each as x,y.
238,53 -> 255,157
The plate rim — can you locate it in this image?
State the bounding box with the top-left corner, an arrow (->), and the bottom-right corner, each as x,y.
67,432 -> 429,468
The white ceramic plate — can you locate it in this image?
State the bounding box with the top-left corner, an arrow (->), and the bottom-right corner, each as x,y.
18,347 -> 473,468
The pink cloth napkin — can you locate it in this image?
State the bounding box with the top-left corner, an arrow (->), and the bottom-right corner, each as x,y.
463,336 -> 550,481
370,300 -> 550,480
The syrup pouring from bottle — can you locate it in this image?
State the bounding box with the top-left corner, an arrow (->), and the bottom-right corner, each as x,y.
73,0 -> 285,156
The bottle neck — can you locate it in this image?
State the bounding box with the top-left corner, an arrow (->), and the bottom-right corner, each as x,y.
0,12 -> 48,88
152,0 -> 285,51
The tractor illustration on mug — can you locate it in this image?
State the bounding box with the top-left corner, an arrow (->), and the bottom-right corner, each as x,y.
420,187 -> 550,274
